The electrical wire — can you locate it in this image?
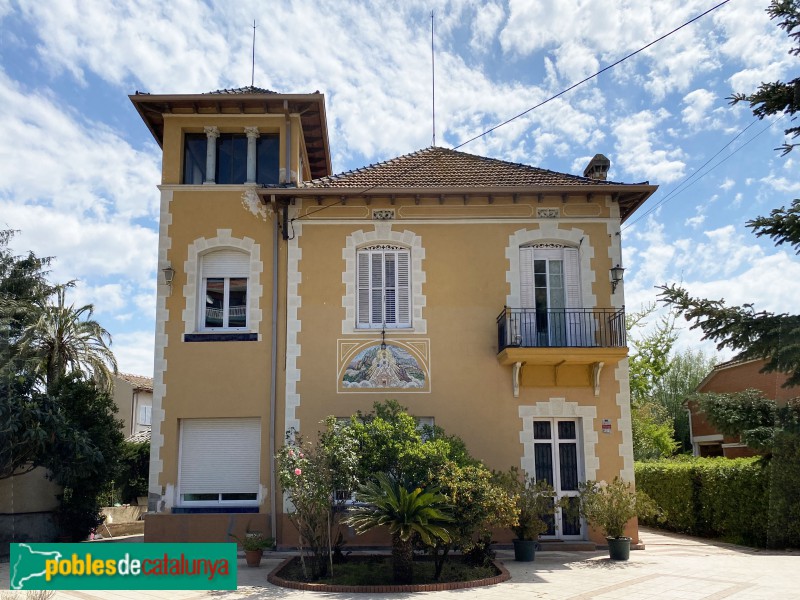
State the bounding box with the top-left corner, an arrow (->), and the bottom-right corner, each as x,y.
623,114 -> 786,231
293,0 -> 732,222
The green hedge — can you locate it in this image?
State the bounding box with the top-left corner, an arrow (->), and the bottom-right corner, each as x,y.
635,457 -> 769,547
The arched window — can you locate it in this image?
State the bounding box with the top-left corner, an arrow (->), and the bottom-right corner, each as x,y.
200,250 -> 249,330
519,244 -> 582,346
357,245 -> 411,328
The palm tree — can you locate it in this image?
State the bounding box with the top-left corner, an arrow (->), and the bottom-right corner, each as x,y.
345,472 -> 453,584
19,284 -> 118,395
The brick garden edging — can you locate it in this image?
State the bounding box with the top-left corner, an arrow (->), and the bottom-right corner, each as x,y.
267,556 -> 511,593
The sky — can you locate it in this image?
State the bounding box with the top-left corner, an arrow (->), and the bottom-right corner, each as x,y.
1,0 -> 798,377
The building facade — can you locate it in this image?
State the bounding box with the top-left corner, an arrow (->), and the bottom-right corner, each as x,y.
130,87 -> 656,546
113,373 -> 153,438
688,358 -> 793,458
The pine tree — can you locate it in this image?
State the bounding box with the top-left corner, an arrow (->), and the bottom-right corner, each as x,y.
660,0 -> 800,387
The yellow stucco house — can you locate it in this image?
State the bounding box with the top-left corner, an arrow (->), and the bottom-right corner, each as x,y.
130,86 -> 656,547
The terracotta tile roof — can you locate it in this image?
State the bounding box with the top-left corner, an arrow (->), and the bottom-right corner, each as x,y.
126,429 -> 151,444
116,373 -> 153,392
303,146 -> 641,189
206,86 -> 278,95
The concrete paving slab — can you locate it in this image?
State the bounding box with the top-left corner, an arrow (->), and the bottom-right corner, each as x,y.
1,528 -> 798,599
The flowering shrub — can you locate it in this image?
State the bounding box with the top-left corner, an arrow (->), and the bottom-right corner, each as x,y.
276,418 -> 358,580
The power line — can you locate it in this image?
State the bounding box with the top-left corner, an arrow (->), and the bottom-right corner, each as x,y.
623,115 -> 785,231
453,0 -> 732,152
295,0 -> 731,222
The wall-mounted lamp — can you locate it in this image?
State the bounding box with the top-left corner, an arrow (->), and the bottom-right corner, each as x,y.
162,265 -> 175,286
610,264 -> 625,292
380,328 -> 387,351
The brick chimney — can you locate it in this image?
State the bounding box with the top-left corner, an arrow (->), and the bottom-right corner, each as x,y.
583,154 -> 610,181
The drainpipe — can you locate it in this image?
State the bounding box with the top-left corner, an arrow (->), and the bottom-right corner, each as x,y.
269,195 -> 279,539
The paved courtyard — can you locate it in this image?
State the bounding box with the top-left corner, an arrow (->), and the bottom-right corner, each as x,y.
2,528 -> 797,599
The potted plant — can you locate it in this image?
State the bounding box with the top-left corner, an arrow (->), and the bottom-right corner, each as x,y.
497,468 -> 565,561
577,477 -> 656,560
232,531 -> 275,567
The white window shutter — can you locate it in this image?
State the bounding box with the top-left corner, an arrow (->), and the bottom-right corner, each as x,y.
179,418 -> 261,496
520,247 -> 534,308
202,250 -> 249,278
357,252 -> 371,326
564,248 -> 581,309
396,252 -> 410,326
139,405 -> 152,426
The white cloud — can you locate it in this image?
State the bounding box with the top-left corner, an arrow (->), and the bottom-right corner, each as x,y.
612,109 -> 686,183
681,89 -> 717,129
720,178 -> 735,191
113,330 -> 156,377
761,174 -> 800,193
470,2 -> 505,51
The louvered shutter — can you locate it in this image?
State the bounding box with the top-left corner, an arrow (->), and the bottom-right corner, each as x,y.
357,252 -> 371,326
179,418 -> 261,497
370,252 -> 383,324
202,250 -> 249,277
564,248 -> 581,309
356,247 -> 411,328
396,251 -> 410,327
520,247 -> 535,308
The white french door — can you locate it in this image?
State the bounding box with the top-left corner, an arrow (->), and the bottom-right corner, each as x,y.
531,418 -> 584,539
520,245 -> 581,346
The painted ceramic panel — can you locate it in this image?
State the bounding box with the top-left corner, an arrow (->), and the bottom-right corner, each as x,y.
342,344 -> 425,389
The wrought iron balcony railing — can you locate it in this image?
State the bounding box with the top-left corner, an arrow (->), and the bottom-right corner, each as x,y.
497,307 -> 626,351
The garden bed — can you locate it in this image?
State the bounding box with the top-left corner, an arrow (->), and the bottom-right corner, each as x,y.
268,555 -> 510,593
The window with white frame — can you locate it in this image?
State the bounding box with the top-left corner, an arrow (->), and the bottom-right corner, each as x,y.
519,244 -> 583,346
178,418 -> 261,506
357,245 -> 410,328
200,250 -> 249,330
138,405 -> 152,427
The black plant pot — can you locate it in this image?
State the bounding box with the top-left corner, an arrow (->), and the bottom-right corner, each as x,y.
607,536 -> 631,561
513,539 -> 538,562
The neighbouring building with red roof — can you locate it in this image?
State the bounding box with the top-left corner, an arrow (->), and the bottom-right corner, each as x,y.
688,358 -> 795,458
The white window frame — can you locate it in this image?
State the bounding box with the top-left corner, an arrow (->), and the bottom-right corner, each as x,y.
138,405 -> 152,427
531,417 -> 585,541
356,245 -> 411,329
199,250 -> 250,332
177,418 -> 261,508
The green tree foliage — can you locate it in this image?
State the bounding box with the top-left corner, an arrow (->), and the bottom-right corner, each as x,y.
48,375 -> 124,541
426,462 -> 516,578
276,418 -> 359,580
345,399 -> 476,487
691,389 -> 800,453
660,0 -> 800,387
635,458 -> 771,547
729,0 -> 800,156
345,472 -> 453,584
627,305 -> 678,406
686,389 -> 800,549
0,233 -> 87,481
653,349 -> 716,451
113,441 -> 150,504
1,232 -> 123,542
627,305 -> 679,459
19,284 -> 117,396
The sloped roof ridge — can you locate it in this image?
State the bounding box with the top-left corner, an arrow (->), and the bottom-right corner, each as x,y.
117,372 -> 154,391
303,146 -> 640,189
206,86 -> 278,95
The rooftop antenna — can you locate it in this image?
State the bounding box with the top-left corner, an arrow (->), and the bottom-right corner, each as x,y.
251,20 -> 257,87
431,10 -> 436,147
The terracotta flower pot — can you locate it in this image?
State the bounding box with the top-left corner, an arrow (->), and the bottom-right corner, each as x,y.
245,549 -> 263,567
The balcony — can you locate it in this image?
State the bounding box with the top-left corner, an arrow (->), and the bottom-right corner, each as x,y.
496,307 -> 628,396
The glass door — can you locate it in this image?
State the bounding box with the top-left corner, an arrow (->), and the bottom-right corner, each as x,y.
532,418 -> 584,539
